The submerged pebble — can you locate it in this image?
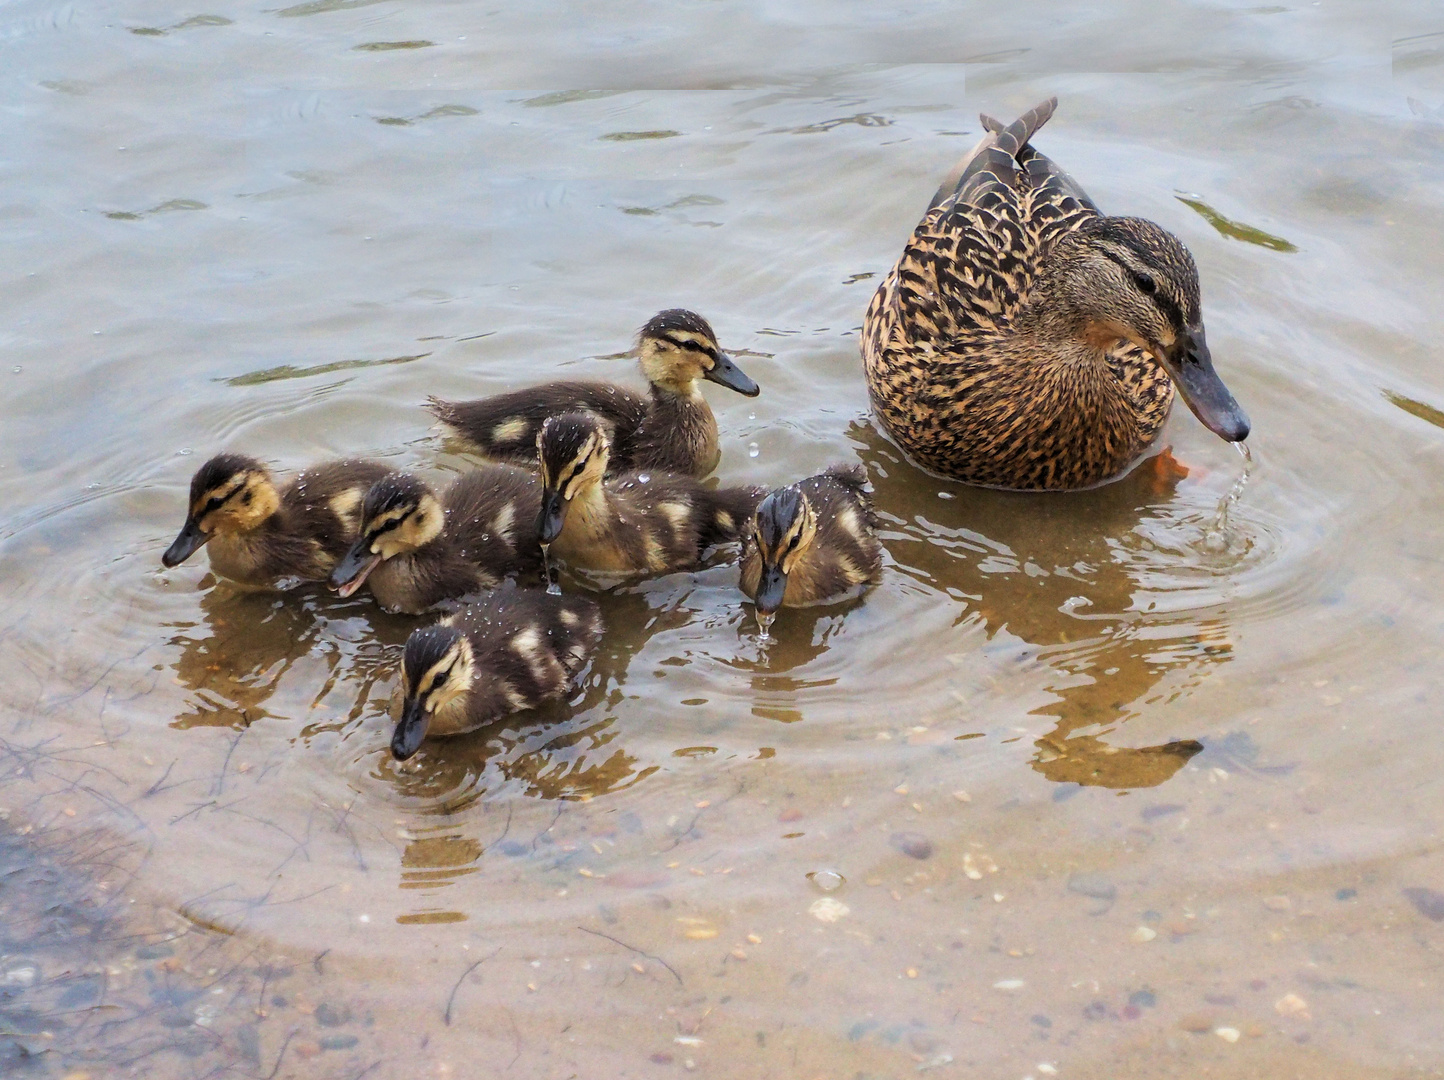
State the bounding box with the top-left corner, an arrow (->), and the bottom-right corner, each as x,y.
889,832 -> 933,860
809,897 -> 849,923
1275,992 -> 1310,1019
314,1002 -> 351,1027
1067,871 -> 1116,915
1402,886 -> 1444,921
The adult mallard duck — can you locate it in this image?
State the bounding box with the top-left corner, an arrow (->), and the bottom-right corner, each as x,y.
535,411 -> 763,576
327,465 -> 543,614
739,464 -> 883,632
161,453 -> 389,587
427,309 -> 759,478
390,589 -> 603,760
862,98 -> 1250,491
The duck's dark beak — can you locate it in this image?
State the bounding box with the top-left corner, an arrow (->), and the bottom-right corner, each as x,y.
1163,325 -> 1251,444
391,695 -> 430,761
754,562 -> 788,615
537,489 -> 567,546
329,537 -> 381,598
705,352 -> 760,398
162,518 -> 206,568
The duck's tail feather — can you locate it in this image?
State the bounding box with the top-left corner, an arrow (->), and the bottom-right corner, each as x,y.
981,106 -> 1099,213
926,96 -> 1060,214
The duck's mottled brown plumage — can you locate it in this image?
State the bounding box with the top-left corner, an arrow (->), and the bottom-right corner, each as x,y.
538,412 -> 764,576
161,453 -> 390,587
331,466 -> 544,614
428,309 -> 759,478
740,464 -> 883,610
863,98 -> 1243,491
391,590 -> 604,759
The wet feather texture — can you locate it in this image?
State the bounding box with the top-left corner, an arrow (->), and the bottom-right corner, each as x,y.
393,589 -> 605,758
862,97 -> 1248,491
428,309 -> 759,478
537,411 -> 764,575
330,465 -> 544,614
161,453 -> 390,587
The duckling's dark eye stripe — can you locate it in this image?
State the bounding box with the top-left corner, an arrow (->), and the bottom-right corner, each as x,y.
367,514 -> 406,539
198,483 -> 242,515
1099,249 -> 1184,329
664,334 -> 712,354
559,451 -> 592,488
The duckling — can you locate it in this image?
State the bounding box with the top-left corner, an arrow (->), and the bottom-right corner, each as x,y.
862,98 -> 1250,491
739,464 -> 883,630
536,411 -> 764,575
391,589 -> 604,760
427,309 -> 760,478
161,452 -> 390,588
328,465 -> 542,614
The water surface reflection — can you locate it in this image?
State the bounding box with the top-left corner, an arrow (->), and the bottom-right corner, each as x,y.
853,421 -> 1235,787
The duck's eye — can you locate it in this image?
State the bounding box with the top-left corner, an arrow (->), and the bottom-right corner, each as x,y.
1133,272 -> 1157,296
203,494 -> 227,515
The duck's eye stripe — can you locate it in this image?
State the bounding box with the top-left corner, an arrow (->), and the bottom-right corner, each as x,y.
1100,249 -> 1185,329
369,515 -> 404,538
204,494 -> 227,514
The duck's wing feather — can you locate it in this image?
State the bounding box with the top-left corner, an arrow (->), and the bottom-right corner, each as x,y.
428,381 -> 649,465
817,463 -> 879,531
885,99 -> 1096,344
444,465 -> 544,574
281,458 -> 391,556
453,591 -> 604,723
700,483 -> 767,546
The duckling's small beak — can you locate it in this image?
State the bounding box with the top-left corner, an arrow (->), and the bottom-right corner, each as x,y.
537,490 -> 567,546
329,538 -> 381,598
1163,326 -> 1251,444
162,519 -> 206,568
391,695 -> 430,761
754,562 -> 788,615
705,352 -> 760,397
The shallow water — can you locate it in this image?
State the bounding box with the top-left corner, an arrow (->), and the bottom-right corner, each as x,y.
4,1 -> 1444,1076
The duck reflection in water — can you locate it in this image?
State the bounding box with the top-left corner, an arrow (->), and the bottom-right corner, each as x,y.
851,420 -> 1226,789
166,580 -> 410,732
